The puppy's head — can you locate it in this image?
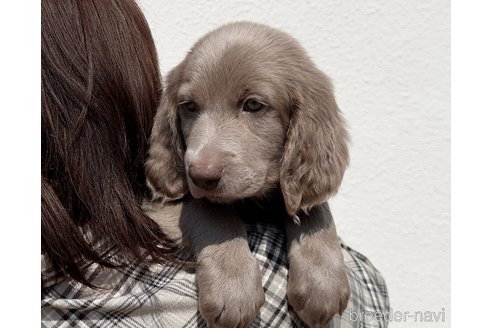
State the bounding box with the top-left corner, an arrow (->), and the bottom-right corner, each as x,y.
146,22 -> 349,216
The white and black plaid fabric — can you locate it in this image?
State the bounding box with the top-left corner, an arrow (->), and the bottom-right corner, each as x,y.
42,223 -> 389,328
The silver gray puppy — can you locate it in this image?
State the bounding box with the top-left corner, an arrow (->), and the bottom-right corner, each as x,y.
146,22 -> 351,328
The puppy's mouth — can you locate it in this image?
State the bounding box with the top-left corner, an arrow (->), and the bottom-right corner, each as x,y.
188,184 -> 234,203
187,174 -> 270,203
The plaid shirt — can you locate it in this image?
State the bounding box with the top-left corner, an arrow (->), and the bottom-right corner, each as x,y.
42,223 -> 389,328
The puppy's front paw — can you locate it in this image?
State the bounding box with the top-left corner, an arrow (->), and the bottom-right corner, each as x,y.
287,252 -> 350,328
196,254 -> 265,328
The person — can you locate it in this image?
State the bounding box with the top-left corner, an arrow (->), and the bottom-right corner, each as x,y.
41,0 -> 389,327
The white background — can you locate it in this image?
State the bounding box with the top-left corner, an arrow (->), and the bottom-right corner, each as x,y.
139,1 -> 450,327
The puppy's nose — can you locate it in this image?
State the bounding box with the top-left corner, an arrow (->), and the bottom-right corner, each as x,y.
188,161 -> 222,190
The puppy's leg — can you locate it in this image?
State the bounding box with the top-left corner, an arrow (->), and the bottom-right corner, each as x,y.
143,200 -> 184,243
286,203 -> 350,328
180,200 -> 264,328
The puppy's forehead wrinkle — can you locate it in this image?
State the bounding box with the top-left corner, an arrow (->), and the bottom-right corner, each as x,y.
187,47 -> 267,100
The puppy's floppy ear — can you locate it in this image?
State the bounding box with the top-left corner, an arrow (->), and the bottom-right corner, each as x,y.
145,62 -> 188,200
280,68 -> 350,217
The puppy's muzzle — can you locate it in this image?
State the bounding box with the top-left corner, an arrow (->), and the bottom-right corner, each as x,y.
188,160 -> 222,190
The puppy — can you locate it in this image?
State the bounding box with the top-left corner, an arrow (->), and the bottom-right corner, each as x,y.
146,22 -> 350,328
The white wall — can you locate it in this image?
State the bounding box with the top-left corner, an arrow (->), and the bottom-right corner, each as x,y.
139,1 -> 450,327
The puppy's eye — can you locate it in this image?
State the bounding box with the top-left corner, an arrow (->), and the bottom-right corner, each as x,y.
179,101 -> 198,113
243,99 -> 265,112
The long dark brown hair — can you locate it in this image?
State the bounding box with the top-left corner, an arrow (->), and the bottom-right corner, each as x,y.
42,0 -> 176,286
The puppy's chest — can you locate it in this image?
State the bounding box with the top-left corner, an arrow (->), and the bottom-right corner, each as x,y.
236,198 -> 289,225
